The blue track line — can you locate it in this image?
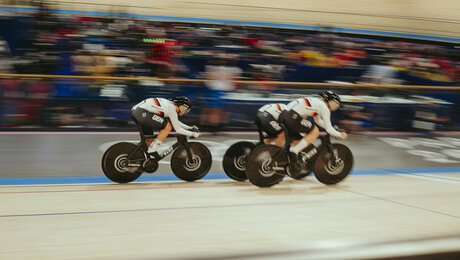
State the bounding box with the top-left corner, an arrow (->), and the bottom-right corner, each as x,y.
1,167 -> 459,185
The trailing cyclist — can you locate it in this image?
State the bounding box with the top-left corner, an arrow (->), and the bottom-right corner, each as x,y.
255,103 -> 287,147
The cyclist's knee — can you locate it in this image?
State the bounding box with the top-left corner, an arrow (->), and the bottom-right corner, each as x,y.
164,122 -> 172,131
312,125 -> 319,135
305,126 -> 319,140
309,126 -> 320,139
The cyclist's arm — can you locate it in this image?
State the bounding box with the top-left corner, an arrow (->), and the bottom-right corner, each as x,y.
314,116 -> 325,129
178,121 -> 193,130
165,106 -> 195,136
317,106 -> 342,138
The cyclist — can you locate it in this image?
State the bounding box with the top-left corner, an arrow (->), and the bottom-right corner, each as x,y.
131,96 -> 200,154
279,91 -> 348,162
255,103 -> 287,147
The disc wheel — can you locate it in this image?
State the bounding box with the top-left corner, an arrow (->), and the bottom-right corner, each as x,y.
101,142 -> 145,183
222,141 -> 256,181
245,144 -> 287,187
171,142 -> 212,181
314,144 -> 353,185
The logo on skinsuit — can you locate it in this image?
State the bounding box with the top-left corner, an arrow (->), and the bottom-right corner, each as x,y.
269,121 -> 281,131
300,119 -> 312,128
152,115 -> 164,123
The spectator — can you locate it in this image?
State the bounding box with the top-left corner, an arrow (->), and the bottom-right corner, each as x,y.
200,56 -> 242,131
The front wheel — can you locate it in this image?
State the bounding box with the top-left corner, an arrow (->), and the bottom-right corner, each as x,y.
245,144 -> 287,187
101,142 -> 145,183
314,144 -> 353,185
171,142 -> 212,181
222,141 -> 256,181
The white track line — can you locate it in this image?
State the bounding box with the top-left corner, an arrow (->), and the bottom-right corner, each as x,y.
396,173 -> 460,185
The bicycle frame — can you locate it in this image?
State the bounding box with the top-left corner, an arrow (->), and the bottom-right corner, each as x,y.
320,134 -> 339,167
267,124 -> 291,167
267,125 -> 339,168
126,134 -> 194,165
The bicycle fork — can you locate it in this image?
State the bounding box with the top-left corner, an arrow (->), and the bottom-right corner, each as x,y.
323,135 -> 340,167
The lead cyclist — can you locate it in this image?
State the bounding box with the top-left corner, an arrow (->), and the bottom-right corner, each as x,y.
131,96 -> 200,155
279,91 -> 348,163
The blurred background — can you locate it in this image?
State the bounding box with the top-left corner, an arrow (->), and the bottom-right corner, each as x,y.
0,0 -> 458,133
0,1 -> 459,260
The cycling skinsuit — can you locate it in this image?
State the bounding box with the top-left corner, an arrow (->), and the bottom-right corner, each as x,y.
255,103 -> 287,137
131,97 -> 195,137
279,96 -> 342,139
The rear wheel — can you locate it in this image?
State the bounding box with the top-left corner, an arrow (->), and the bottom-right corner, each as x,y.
171,142 -> 212,181
314,144 -> 353,185
245,145 -> 287,187
101,142 -> 145,183
222,141 -> 256,181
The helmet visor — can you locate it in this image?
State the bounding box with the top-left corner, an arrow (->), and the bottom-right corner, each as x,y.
329,100 -> 340,111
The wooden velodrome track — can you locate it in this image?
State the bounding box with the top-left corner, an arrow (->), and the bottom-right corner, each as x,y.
0,132 -> 459,259
0,0 -> 459,257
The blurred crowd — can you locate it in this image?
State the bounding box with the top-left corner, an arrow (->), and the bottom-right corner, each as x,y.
0,2 -> 458,130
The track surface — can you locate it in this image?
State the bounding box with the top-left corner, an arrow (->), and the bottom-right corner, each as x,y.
0,132 -> 459,178
1,132 -> 460,259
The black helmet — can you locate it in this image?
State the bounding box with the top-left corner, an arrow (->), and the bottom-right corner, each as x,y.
171,96 -> 192,108
319,91 -> 341,110
320,90 -> 340,102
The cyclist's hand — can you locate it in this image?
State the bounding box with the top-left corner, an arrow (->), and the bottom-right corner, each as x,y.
192,132 -> 201,139
340,132 -> 348,140
334,125 -> 346,132
191,125 -> 199,132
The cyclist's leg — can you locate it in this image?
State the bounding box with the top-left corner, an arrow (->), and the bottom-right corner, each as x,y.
131,111 -> 152,149
140,124 -> 154,147
256,111 -> 284,147
266,131 -> 285,147
291,139 -> 301,146
156,122 -> 172,142
147,122 -> 172,154
280,110 -> 318,154
291,125 -> 319,154
274,130 -> 285,147
132,107 -> 167,153
280,110 -> 302,145
255,112 -> 274,144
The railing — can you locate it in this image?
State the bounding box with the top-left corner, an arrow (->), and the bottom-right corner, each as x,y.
0,74 -> 459,90
0,74 -> 458,132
